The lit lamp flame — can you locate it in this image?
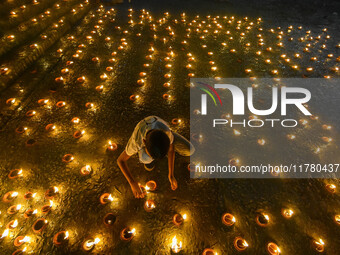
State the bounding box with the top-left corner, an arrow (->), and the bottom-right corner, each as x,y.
11,219 -> 18,228
1,229 -> 9,239
65,231 -> 69,239
171,236 -> 182,253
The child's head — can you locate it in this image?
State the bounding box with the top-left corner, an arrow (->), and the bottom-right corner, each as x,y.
144,129 -> 170,159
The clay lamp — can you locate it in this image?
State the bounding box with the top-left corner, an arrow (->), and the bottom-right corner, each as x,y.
144,200 -> 156,212
163,93 -> 171,100
24,192 -> 36,200
109,58 -> 116,63
25,110 -> 36,117
222,213 -> 236,226
129,94 -> 140,101
312,238 -> 325,253
281,208 -> 294,219
24,209 -> 37,218
45,124 -> 56,132
173,213 -> 187,226
0,67 -> 9,75
256,212 -> 270,227
234,237 -> 249,251
145,180 -> 157,191
71,117 -> 80,124
80,165 -> 92,175
334,215 -> 340,225
83,238 -> 100,251
73,130 -> 85,139
137,79 -> 145,86
163,82 -> 171,88
267,242 -> 281,255
100,193 -> 114,204
45,186 -> 59,199
53,231 -> 69,247
96,85 -> 104,92
171,236 -> 182,253
103,213 -> 116,226
7,204 -> 22,214
26,139 -> 36,147
55,76 -> 64,83
15,126 -> 27,134
77,76 -> 86,83
57,48 -> 63,53
326,184 -> 336,193
38,99 -> 49,106
62,154 -> 74,163
120,228 -> 136,241
85,102 -> 94,109
32,218 -> 48,233
7,35 -> 15,41
61,68 -> 69,74
228,158 -> 240,166
100,73 -> 108,80
14,236 -> 30,246
164,73 -> 171,79
8,169 -> 23,179
171,118 -> 182,125
106,66 -> 114,72
3,191 -> 18,203
12,247 -> 27,255
41,200 -> 53,214
257,139 -> 266,146
107,141 -> 117,151
7,219 -> 19,229
139,184 -> 147,195
92,57 -> 100,63
66,61 -> 73,66
56,101 -> 66,108
6,98 -> 16,105
202,248 -> 216,255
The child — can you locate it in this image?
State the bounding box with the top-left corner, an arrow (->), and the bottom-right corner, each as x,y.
117,116 -> 195,198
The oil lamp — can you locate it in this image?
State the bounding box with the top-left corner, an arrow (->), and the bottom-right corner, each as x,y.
202,248 -> 217,255
8,204 -> 22,214
24,192 -> 36,200
171,236 -> 182,253
120,228 -> 136,241
80,165 -> 92,175
45,186 -> 59,199
53,231 -> 69,246
14,236 -> 30,246
222,213 -> 236,226
234,237 -> 248,251
3,191 -> 18,203
103,213 -> 116,226
45,124 -> 56,132
257,139 -> 266,145
72,117 -> 80,124
107,141 -> 117,151
173,213 -> 187,226
8,169 -> 23,179
163,94 -> 171,100
100,73 -> 108,80
32,218 -> 48,233
256,212 -> 270,227
267,242 -> 281,255
41,200 -> 53,214
334,215 -> 340,225
38,99 -> 49,106
229,158 -> 240,166
312,238 -> 325,252
77,76 -> 86,83
25,110 -> 36,117
325,184 -> 336,193
322,137 -> 332,143
7,219 -> 19,229
145,180 -> 157,191
96,85 -> 104,92
144,200 -> 156,212
100,193 -> 114,204
56,101 -> 66,108
83,237 -> 100,251
281,208 -> 294,219
73,130 -> 85,139
62,154 -> 74,163
24,209 -> 37,218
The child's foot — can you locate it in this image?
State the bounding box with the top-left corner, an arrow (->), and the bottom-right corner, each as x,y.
144,162 -> 155,171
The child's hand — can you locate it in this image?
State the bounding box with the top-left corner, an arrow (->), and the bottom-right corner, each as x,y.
169,175 -> 178,190
130,181 -> 144,198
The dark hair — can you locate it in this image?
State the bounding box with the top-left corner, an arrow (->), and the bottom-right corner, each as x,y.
145,129 -> 170,159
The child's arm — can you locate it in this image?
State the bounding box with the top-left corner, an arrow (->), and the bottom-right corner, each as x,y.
117,150 -> 144,198
168,143 -> 177,190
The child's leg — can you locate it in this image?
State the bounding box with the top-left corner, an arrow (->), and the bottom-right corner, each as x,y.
172,132 -> 195,156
